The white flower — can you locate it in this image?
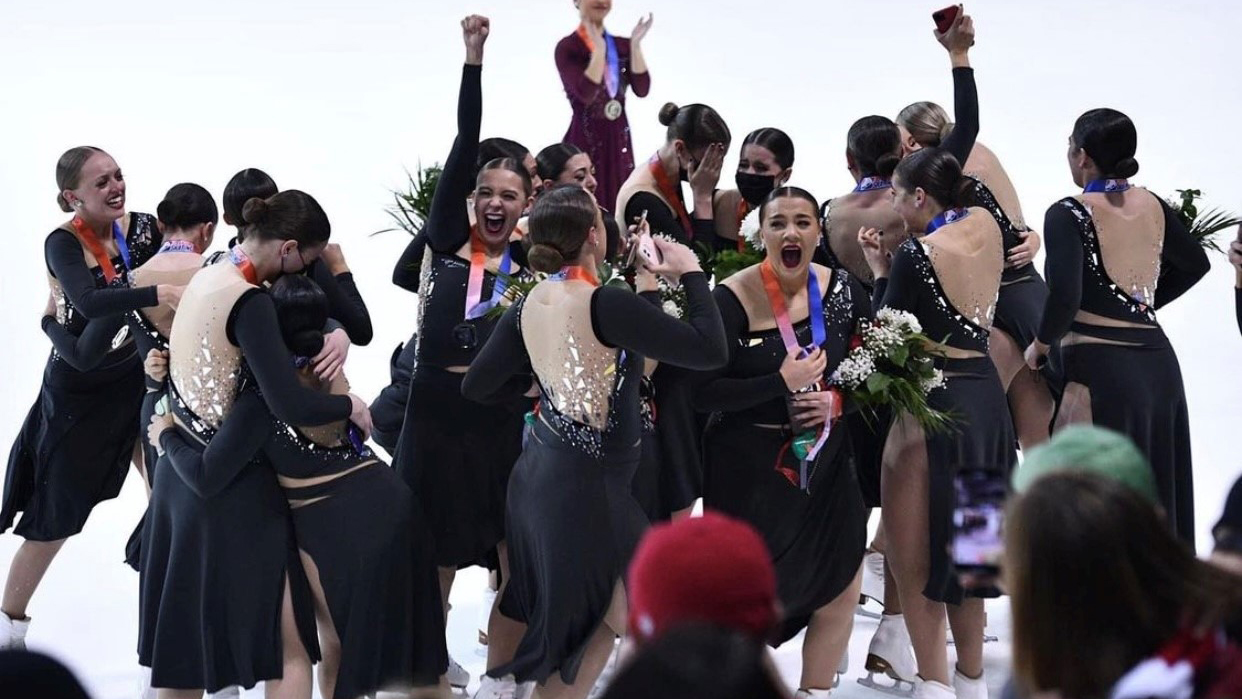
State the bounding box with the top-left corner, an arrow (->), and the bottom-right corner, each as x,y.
741,207 -> 762,249
920,368 -> 946,393
875,308 -> 922,335
662,300 -> 683,318
832,348 -> 877,389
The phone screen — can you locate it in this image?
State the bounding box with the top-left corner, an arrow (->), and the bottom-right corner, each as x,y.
951,470 -> 1006,576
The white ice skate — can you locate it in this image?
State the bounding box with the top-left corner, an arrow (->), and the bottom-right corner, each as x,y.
856,550 -> 885,620
207,687 -> 239,699
0,611 -> 30,650
857,613 -> 916,697
474,673 -> 518,699
796,689 -> 833,698
135,666 -> 156,699
448,656 -> 471,690
587,638 -> 621,699
952,668 -> 986,699
913,679 -> 956,699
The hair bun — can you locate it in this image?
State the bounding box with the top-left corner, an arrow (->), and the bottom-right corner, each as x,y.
56,193 -> 72,213
875,153 -> 902,180
658,102 -> 680,127
289,328 -> 325,359
1114,157 -> 1140,179
527,242 -> 565,274
938,121 -> 955,142
241,196 -> 270,225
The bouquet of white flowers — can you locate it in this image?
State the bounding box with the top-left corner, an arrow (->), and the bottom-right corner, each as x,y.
832,308 -> 956,433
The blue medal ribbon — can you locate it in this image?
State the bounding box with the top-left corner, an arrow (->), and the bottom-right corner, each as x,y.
926,207 -> 970,235
112,220 -> 132,270
1083,178 -> 1130,193
853,176 -> 891,193
464,244 -> 514,320
603,32 -> 620,98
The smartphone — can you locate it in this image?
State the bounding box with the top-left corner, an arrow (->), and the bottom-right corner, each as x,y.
933,4 -> 960,34
636,210 -> 663,266
951,469 -> 1006,577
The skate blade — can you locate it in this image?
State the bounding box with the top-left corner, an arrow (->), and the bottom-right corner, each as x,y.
858,675 -> 915,698
854,606 -> 883,620
946,634 -> 998,645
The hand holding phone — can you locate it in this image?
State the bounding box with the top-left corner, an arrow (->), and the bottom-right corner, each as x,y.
933,4 -> 960,34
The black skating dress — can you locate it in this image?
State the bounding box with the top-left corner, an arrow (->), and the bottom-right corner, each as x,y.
391,63 -> 532,568
2,214 -> 161,541
698,267 -> 870,644
1037,190 -> 1208,545
462,269 -> 726,685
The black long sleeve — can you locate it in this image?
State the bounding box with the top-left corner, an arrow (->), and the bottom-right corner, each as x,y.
41,313 -> 126,371
693,286 -> 789,412
626,191 -> 716,248
311,262 -> 373,345
940,67 -> 979,166
45,230 -> 158,318
425,64 -> 482,255
592,272 -> 728,370
230,291 -> 352,426
393,229 -> 429,292
1036,203 -> 1084,345
873,244 -> 921,314
160,391 -> 272,499
1152,197 -> 1210,308
460,300 -> 531,405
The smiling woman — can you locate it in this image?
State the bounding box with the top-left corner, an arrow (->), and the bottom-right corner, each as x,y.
0,146 -> 173,650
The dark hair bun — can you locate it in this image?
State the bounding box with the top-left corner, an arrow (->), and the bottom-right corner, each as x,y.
242,197 -> 269,225
528,242 -> 565,274
289,329 -> 325,358
953,175 -> 978,207
658,102 -> 680,127
56,193 -> 73,213
875,153 -> 901,180
1114,157 -> 1140,179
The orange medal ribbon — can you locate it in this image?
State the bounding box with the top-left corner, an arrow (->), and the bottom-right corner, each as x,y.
647,154 -> 693,240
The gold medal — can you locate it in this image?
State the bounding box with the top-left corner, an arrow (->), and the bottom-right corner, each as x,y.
604,99 -> 623,121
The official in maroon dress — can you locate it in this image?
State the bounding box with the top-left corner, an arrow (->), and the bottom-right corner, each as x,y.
555,1 -> 653,212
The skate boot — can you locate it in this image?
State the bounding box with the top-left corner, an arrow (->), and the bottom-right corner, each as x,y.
474,673 -> 518,699
0,611 -> 30,650
587,638 -> 621,699
834,647 -> 849,688
135,665 -> 156,699
856,550 -> 885,620
952,668 -> 986,699
796,689 -> 833,698
913,679 -> 955,699
448,656 -> 471,691
207,687 -> 239,699
857,613 -> 916,697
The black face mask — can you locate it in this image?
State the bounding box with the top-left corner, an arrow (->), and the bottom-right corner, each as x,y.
735,172 -> 777,206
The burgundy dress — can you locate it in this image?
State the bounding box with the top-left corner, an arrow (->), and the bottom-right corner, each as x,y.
555,30 -> 651,212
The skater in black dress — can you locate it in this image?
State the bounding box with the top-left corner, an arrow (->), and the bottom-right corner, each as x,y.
389,16 -> 534,689
138,189 -> 371,697
697,187 -> 869,696
614,102 -> 731,520
713,127 -> 795,253
1024,108 -> 1208,546
897,46 -> 1053,451
0,146 -> 175,649
463,185 -> 727,698
859,146 -> 1015,697
151,274 -> 447,699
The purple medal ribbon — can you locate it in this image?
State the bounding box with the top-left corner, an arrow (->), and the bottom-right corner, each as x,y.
926,207 -> 970,235
854,176 -> 891,193
1083,179 -> 1130,194
603,32 -> 620,98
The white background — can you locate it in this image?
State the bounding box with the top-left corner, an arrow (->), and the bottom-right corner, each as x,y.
1,1 -> 1239,696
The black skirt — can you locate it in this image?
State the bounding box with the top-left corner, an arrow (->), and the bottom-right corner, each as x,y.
138,450 -> 295,691
289,463 -> 448,697
702,417 -> 867,644
992,272 -> 1048,352
370,338 -> 418,459
1053,323 -> 1194,546
1,353 -> 143,541
494,419 -> 647,685
922,357 -> 1016,605
651,364 -> 704,515
393,367 -> 526,568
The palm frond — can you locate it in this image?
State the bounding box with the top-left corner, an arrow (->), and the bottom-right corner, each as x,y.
1165,189 -> 1241,254
373,162 -> 443,237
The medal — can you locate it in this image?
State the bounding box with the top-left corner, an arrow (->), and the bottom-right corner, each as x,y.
604,99 -> 623,121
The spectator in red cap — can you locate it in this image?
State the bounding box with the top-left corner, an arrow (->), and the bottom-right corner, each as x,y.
627,511 -> 781,644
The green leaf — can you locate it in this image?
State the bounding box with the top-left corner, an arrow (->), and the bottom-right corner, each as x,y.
888,344 -> 909,366
865,373 -> 893,394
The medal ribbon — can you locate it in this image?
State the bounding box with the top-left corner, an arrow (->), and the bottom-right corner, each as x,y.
926,207 -> 970,235
549,264 -> 601,287
854,176 -> 892,193
229,246 -> 260,285
159,239 -> 198,254
70,217 -> 131,283
576,24 -> 621,98
1083,178 -> 1130,193
648,154 -> 693,240
761,259 -> 835,488
464,229 -> 514,320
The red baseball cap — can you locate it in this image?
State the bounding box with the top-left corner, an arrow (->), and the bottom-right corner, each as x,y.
627,511 -> 778,643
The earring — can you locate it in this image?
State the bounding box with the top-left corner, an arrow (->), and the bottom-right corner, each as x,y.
73,201 -> 82,209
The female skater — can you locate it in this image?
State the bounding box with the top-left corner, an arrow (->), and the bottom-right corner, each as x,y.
1024,108 -> 1208,544
463,185 -> 727,699
556,0 -> 653,210
713,127 -> 795,253
151,274 -> 447,699
698,186 -> 869,698
860,146 -> 1015,699
1,146 -> 176,648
